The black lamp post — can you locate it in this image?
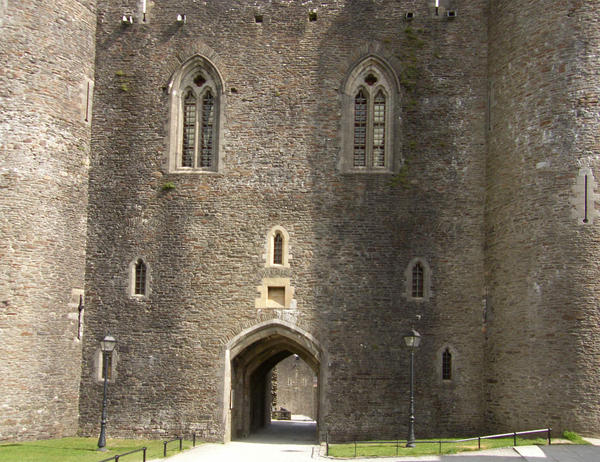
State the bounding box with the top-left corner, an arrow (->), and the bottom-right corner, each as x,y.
98,334 -> 117,451
403,329 -> 421,448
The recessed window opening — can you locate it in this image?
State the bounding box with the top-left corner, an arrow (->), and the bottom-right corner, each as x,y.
181,85 -> 215,169
134,259 -> 147,295
308,10 -> 317,22
273,232 -> 283,265
442,348 -> 452,380
364,74 -> 378,86
584,174 -> 589,223
194,74 -> 206,87
412,262 -> 424,298
85,81 -> 91,122
265,226 -> 290,268
167,55 -> 223,173
255,14 -> 263,23
352,85 -> 388,168
268,287 -> 285,307
342,56 -> 398,173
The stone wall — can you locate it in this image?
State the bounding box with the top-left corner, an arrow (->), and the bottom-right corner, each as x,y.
79,0 -> 488,442
274,355 -> 317,420
486,0 -> 600,435
4,0 -> 599,444
0,0 -> 97,440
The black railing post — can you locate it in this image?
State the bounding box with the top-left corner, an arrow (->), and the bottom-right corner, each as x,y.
548,428 -> 552,445
143,447 -> 147,462
326,432 -> 329,456
478,436 -> 481,449
513,432 -> 517,447
163,441 -> 167,457
193,432 -> 196,447
179,436 -> 183,451
115,456 -> 119,462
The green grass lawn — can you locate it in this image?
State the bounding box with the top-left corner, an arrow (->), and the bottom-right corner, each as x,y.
328,436 -> 550,458
0,437 -> 196,462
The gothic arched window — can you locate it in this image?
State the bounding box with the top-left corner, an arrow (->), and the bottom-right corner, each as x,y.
442,348 -> 452,380
266,226 -> 290,268
412,262 -> 424,298
273,232 -> 283,265
167,55 -> 223,172
405,258 -> 431,301
134,259 -> 147,296
342,56 -> 398,172
129,257 -> 150,298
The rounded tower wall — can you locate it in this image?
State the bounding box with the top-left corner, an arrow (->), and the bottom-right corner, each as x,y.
0,0 -> 97,440
486,0 -> 600,435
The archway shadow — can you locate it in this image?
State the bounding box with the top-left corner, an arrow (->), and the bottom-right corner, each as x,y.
240,418 -> 318,446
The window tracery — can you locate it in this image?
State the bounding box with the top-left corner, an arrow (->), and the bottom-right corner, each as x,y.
167,56 -> 223,172
342,56 -> 399,172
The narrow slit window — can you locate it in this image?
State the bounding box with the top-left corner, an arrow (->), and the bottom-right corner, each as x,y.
372,90 -> 386,167
182,90 -> 197,167
85,81 -> 91,122
442,348 -> 452,380
200,90 -> 214,168
412,263 -> 424,298
102,351 -> 113,381
273,232 -> 283,265
353,89 -> 367,167
134,259 -> 147,296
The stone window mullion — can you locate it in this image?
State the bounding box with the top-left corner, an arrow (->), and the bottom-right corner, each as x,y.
194,90 -> 202,168
182,89 -> 197,168
366,90 -> 374,168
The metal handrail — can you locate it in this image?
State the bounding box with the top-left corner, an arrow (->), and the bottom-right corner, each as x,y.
325,428 -> 551,456
98,446 -> 147,462
163,436 -> 183,457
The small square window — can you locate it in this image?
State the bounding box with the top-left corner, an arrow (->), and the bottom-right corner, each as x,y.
267,287 -> 285,307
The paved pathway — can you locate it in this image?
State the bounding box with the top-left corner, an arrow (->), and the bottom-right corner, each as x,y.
153,419 -> 318,462
156,421 -> 600,462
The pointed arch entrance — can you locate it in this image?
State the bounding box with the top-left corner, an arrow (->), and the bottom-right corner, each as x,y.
222,319 -> 324,441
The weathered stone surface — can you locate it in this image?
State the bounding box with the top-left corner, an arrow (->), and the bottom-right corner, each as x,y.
0,0 -> 97,441
3,0 -> 600,444
486,0 -> 600,435
78,0 -> 487,442
274,355 -> 317,420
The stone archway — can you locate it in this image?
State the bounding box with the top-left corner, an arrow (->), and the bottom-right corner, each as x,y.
222,320 -> 323,441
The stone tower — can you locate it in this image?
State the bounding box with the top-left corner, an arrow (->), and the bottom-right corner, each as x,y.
0,0 -> 97,440
486,0 -> 600,433
77,0 -> 489,442
3,0 -> 600,445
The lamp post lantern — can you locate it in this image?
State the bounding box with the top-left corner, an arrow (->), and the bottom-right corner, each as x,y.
98,334 -> 116,451
403,329 -> 421,448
